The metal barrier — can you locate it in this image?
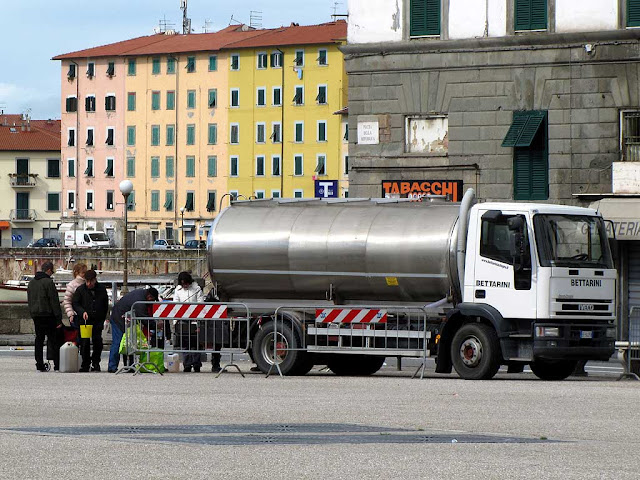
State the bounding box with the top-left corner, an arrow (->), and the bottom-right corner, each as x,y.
118,301 -> 251,376
266,305 -> 432,379
617,306 -> 640,381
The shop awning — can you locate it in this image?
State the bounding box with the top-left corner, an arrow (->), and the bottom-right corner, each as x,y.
0,221 -> 9,230
58,222 -> 75,232
501,111 -> 545,147
590,198 -> 640,240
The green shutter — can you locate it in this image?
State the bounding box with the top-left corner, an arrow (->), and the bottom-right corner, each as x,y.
512,111 -> 548,201
208,156 -> 217,177
151,157 -> 160,177
166,125 -> 175,146
128,59 -> 136,75
502,111 -> 545,148
167,57 -> 175,74
151,191 -> 159,211
127,93 -> 136,111
187,125 -> 195,145
209,55 -> 217,71
410,0 -> 440,36
127,156 -> 135,177
127,126 -> 136,146
209,89 -> 217,108
151,126 -> 160,146
152,92 -> 160,110
167,91 -> 175,110
629,0 -> 640,27
165,191 -> 174,210
187,90 -> 195,109
152,58 -> 160,74
208,124 -> 217,144
186,156 -> 195,177
296,123 -> 303,142
515,0 -> 547,31
166,156 -> 174,178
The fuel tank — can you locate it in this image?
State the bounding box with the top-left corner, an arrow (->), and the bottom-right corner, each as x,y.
207,198 -> 461,303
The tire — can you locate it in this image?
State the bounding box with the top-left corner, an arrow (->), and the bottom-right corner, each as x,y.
252,321 -> 311,375
326,354 -> 386,376
450,323 -> 501,380
529,359 -> 578,381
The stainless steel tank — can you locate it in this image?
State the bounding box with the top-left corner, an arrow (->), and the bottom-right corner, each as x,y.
207,198 -> 461,303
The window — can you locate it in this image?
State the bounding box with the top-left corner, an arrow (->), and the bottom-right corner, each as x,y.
127,92 -> 136,111
106,127 -> 114,146
166,124 -> 175,146
621,111 -> 640,160
207,191 -> 217,212
294,189 -> 303,198
86,128 -> 94,146
270,51 -> 283,68
344,155 -> 349,175
151,91 -> 160,110
86,191 -> 94,210
257,87 -> 266,106
127,191 -> 135,211
257,52 -> 268,69
185,191 -> 195,211
272,155 -> 281,176
207,156 -> 217,177
166,91 -> 175,110
344,190 -> 349,198
208,123 -> 217,144
151,191 -> 160,211
86,62 -> 95,78
186,124 -> 195,145
317,121 -> 327,142
187,90 -> 196,109
295,122 -> 304,142
501,110 -> 548,200
186,155 -> 195,177
230,156 -> 239,177
209,55 -> 217,71
85,158 -> 94,177
271,190 -> 281,198
230,124 -> 239,144
106,61 -> 115,76
65,96 -> 77,112
151,125 -> 160,146
256,123 -> 266,143
480,214 -> 523,266
106,190 -> 114,210
67,128 -> 75,147
85,95 -> 96,112
410,0 -> 441,36
126,156 -> 135,177
230,54 -> 239,70
47,159 -> 60,178
128,58 -> 136,75
126,126 -> 136,146
317,85 -> 327,104
167,57 -> 176,74
105,94 -> 116,111
105,157 -> 114,177
315,155 -> 326,176
151,156 -> 160,178
273,86 -> 282,106
318,49 -> 327,66
271,122 -> 281,143
67,190 -> 75,209
293,86 -> 304,105
256,156 -> 265,176
67,158 -> 75,178
67,64 -> 76,79
186,56 -> 196,73
152,57 -> 161,74
164,191 -> 174,211
231,88 -> 239,107
515,0 -> 547,31
294,155 -> 303,176
295,50 -> 304,66
166,156 -> 174,178
229,191 -> 239,200
208,89 -> 217,108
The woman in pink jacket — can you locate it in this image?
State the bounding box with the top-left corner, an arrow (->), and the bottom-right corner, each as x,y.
63,263 -> 87,327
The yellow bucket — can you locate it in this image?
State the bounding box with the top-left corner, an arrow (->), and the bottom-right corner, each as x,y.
80,324 -> 93,339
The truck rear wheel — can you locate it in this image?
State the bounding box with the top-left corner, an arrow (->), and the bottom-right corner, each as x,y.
450,323 -> 501,380
326,355 -> 385,376
529,359 -> 577,381
253,321 -> 312,375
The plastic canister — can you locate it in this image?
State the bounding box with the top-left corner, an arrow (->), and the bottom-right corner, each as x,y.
59,342 -> 79,373
166,353 -> 180,373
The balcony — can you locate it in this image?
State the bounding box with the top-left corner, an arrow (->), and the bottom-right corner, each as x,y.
8,173 -> 38,188
9,209 -> 37,222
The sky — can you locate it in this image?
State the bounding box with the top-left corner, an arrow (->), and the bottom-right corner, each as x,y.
0,0 -> 345,120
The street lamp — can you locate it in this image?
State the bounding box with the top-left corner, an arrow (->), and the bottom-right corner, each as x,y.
119,180 -> 133,295
180,206 -> 185,245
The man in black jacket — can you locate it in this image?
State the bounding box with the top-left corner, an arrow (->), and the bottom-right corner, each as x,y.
72,269 -> 109,372
27,261 -> 63,372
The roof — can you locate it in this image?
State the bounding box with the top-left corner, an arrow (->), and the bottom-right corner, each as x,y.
53,21 -> 346,60
0,115 -> 61,151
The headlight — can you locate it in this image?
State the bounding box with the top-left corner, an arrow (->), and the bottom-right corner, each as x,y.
535,326 -> 560,337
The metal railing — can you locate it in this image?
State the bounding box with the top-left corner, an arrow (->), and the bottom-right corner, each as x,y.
617,306 -> 640,381
9,209 -> 36,221
8,173 -> 38,187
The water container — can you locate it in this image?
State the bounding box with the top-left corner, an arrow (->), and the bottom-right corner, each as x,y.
59,342 -> 79,373
166,353 -> 180,373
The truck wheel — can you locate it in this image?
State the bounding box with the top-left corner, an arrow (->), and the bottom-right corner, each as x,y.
327,355 -> 385,376
252,321 -> 311,375
450,323 -> 500,380
529,359 -> 577,381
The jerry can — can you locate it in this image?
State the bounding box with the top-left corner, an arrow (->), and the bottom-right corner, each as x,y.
59,342 -> 79,373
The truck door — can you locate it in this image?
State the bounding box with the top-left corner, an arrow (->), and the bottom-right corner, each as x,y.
472,210 -> 537,319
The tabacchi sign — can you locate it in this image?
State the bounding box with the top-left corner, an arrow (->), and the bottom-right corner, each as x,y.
382,180 -> 463,201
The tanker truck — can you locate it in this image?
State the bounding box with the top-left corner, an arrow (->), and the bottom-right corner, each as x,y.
206,189 -> 616,380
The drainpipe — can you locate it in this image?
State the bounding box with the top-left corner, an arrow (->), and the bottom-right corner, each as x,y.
70,59 -> 80,246
277,49 -> 285,195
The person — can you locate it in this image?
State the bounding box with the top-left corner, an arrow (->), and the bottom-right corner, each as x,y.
27,261 -> 63,372
173,271 -> 207,372
62,263 -> 87,334
72,269 -> 109,372
108,287 -> 159,373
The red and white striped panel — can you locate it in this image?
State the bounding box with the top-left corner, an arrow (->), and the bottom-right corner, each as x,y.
315,308 -> 387,324
152,303 -> 227,319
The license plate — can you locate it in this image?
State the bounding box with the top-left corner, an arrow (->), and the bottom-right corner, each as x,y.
580,330 -> 593,339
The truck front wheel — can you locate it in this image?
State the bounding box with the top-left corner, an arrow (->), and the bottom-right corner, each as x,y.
327,355 -> 385,376
450,323 -> 501,380
529,359 -> 577,381
253,321 -> 312,375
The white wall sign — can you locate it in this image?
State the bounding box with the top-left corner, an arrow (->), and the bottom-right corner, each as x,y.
612,162 -> 640,194
358,121 -> 379,145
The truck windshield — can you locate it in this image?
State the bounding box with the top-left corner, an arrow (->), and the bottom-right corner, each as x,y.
88,233 -> 109,241
533,214 -> 613,268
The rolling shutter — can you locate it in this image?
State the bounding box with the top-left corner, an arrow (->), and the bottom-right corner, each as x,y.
410,0 -> 441,36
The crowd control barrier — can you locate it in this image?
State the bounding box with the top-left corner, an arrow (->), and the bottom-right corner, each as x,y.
617,306 -> 640,381
119,301 -> 251,376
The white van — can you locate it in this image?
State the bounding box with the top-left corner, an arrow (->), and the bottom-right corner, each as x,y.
63,230 -> 111,248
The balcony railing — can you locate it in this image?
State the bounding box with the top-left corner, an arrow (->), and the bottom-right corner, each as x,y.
8,173 -> 38,187
9,209 -> 37,222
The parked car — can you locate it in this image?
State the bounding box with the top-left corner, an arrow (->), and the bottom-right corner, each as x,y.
152,239 -> 183,249
28,238 -> 61,248
184,240 -> 206,249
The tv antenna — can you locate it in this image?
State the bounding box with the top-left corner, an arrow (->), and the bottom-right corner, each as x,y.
203,19 -> 213,33
250,11 -> 262,29
158,15 -> 176,33
331,1 -> 348,20
180,0 -> 192,34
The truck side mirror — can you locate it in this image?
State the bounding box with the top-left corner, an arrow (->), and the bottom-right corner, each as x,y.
508,217 -> 526,271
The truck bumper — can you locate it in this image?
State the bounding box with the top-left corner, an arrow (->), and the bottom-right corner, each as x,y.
532,322 -> 615,361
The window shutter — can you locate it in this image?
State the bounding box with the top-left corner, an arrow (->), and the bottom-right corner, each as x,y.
530,0 -> 547,30
411,0 -> 440,36
515,0 -> 547,31
629,0 -> 640,27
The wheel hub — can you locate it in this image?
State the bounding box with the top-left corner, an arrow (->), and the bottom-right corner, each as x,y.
459,336 -> 483,367
262,333 -> 289,365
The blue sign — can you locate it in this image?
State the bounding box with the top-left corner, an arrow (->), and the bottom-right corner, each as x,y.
315,180 -> 338,198
17,235 -> 22,241
11,235 -> 16,241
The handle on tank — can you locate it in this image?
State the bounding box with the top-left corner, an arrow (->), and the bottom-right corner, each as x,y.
456,188 -> 476,295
